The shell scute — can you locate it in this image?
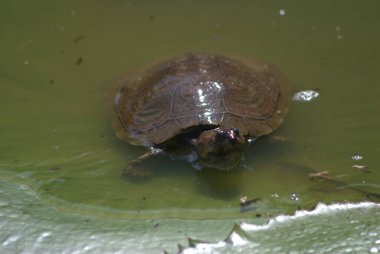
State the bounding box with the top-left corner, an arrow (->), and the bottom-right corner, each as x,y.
115,53 -> 287,146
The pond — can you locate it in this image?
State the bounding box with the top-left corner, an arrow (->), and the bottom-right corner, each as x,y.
1,0 -> 379,253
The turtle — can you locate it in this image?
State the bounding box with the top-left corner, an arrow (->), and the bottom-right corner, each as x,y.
114,53 -> 288,176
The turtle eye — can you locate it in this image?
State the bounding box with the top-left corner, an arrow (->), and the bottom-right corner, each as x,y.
215,130 -> 227,144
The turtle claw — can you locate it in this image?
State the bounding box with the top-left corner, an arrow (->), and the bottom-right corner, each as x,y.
122,149 -> 164,178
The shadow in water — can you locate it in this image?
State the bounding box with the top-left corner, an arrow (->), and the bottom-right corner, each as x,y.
121,134 -> 291,197
195,168 -> 243,200
121,152 -> 244,200
121,157 -> 190,182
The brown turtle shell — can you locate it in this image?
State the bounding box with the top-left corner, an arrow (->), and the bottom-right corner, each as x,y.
115,53 -> 288,146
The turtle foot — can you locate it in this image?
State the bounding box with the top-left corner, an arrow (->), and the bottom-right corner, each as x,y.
122,149 -> 164,178
123,164 -> 152,177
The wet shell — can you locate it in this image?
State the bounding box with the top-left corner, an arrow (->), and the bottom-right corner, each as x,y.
115,53 -> 288,146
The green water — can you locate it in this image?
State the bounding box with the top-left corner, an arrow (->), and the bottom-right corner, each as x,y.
1,0 -> 379,221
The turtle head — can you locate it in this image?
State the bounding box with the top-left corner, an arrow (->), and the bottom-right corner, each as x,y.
214,128 -> 241,145
194,127 -> 246,170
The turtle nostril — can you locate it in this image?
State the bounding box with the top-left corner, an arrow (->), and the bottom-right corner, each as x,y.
230,138 -> 238,145
232,128 -> 240,137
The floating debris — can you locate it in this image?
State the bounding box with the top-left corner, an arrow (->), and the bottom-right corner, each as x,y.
76,57 -> 83,66
335,25 -> 343,40
292,90 -> 319,102
352,164 -> 371,173
351,154 -> 363,160
271,193 -> 279,198
74,34 -> 86,43
279,9 -> 286,16
309,170 -> 332,180
240,196 -> 260,208
289,193 -> 301,202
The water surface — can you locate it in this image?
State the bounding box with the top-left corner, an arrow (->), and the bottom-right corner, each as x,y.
1,0 -> 379,220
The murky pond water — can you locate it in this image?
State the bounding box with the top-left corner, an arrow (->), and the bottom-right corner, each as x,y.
1,0 -> 379,223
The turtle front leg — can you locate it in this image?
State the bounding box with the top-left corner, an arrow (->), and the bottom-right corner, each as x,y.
123,148 -> 164,177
